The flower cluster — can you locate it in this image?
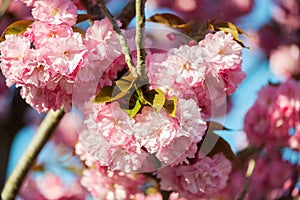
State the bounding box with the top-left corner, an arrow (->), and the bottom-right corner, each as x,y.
81,99 -> 207,173
157,152 -> 232,199
0,1 -> 247,199
148,31 -> 245,117
19,172 -> 86,200
244,79 -> 300,149
0,0 -> 87,112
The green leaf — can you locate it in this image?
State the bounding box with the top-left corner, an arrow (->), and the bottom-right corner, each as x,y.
122,99 -> 142,118
93,86 -> 130,103
0,20 -> 34,42
207,20 -> 249,48
93,72 -> 136,104
147,13 -> 186,28
163,96 -> 178,117
152,89 -> 166,112
94,86 -> 114,103
147,13 -> 194,32
115,72 -> 136,92
139,88 -> 166,112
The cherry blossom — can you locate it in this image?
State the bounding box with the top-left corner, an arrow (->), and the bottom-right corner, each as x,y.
157,153 -> 232,199
270,44 -> 300,79
244,80 -> 300,148
81,165 -> 146,200
19,173 -> 86,200
32,0 -> 78,26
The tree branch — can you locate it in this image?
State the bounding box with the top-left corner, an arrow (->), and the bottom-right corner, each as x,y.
1,107 -> 65,200
118,0 -> 136,29
135,0 -> 149,84
96,0 -> 137,78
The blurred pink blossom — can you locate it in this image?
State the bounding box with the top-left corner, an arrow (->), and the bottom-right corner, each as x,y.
157,153 -> 232,199
244,80 -> 300,148
19,173 -> 86,200
270,44 -> 300,79
272,0 -> 300,31
80,165 -> 145,200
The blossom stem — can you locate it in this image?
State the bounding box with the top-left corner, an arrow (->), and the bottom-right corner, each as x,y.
118,0 -> 137,29
135,0 -> 149,84
1,107 -> 65,200
97,0 -> 137,78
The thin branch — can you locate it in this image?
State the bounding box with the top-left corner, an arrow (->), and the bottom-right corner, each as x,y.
135,0 -> 148,84
96,0 -> 137,78
1,107 -> 65,200
79,0 -> 102,17
118,0 -> 136,29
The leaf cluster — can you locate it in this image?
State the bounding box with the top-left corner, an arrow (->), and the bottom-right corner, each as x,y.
94,72 -> 177,118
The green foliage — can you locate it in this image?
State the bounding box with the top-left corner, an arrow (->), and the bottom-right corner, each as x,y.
94,72 -> 136,103
207,20 -> 250,48
94,78 -> 177,118
0,20 -> 34,42
146,13 -> 194,32
163,96 -> 178,117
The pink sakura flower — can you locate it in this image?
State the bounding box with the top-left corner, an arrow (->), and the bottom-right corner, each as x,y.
199,31 -> 245,95
96,102 -> 136,149
80,165 -> 145,200
44,32 -> 88,77
81,103 -> 148,172
75,141 -> 98,167
20,173 -> 86,200
0,35 -> 31,87
24,21 -> 74,48
131,193 -> 163,200
269,44 -> 300,79
244,80 -> 300,148
0,26 -> 88,112
81,99 -> 206,172
85,18 -> 122,62
81,167 -> 127,200
19,177 -> 45,200
20,84 -> 72,112
169,192 -> 188,200
32,0 -> 78,26
156,99 -> 206,165
19,0 -> 36,7
133,106 -> 178,154
157,153 -> 232,199
148,31 -> 245,118
166,45 -> 206,87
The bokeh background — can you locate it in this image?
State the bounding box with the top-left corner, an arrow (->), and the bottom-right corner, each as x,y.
0,0 -> 299,198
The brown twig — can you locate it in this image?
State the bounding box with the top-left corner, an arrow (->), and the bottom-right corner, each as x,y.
1,107 -> 65,200
135,0 -> 149,84
118,0 -> 136,29
96,0 -> 137,78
